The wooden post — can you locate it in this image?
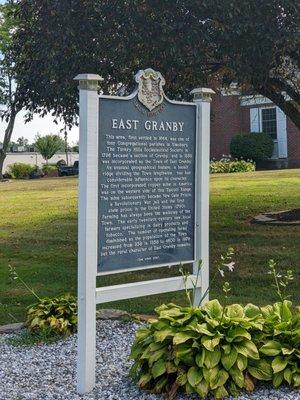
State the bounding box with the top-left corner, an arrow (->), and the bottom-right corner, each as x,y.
191,88 -> 215,306
74,73 -> 102,394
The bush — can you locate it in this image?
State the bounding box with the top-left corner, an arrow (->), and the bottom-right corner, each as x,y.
130,259 -> 299,399
130,301 -> 265,398
210,156 -> 255,173
8,162 -> 35,179
130,300 -> 300,399
230,132 -> 274,162
26,294 -> 77,336
257,300 -> 300,389
42,164 -> 58,176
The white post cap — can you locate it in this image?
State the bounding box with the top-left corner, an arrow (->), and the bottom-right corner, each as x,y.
190,87 -> 215,102
74,73 -> 103,91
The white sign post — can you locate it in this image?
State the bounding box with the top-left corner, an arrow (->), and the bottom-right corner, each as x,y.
74,71 -> 214,394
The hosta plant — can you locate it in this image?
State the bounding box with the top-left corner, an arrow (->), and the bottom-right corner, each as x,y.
256,301 -> 300,389
130,300 -> 264,399
27,294 -> 77,336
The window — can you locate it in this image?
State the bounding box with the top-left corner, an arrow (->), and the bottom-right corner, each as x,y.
261,108 -> 277,139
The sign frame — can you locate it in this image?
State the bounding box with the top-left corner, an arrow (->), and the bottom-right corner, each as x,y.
74,70 -> 214,394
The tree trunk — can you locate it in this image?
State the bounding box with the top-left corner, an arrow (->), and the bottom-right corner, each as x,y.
0,107 -> 18,179
64,130 -> 69,166
0,152 -> 6,179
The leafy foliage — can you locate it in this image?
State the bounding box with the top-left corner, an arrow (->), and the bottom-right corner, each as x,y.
11,1 -> 300,130
8,162 -> 35,179
230,132 -> 274,162
130,301 -> 264,399
210,157 -> 255,174
131,260 -> 299,398
26,294 -> 77,336
130,300 -> 300,398
34,134 -> 64,163
42,164 -> 58,175
253,300 -> 300,389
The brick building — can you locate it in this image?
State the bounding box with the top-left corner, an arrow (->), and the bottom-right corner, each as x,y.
210,94 -> 300,168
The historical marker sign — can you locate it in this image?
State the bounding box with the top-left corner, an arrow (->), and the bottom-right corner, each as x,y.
75,69 -> 214,394
98,69 -> 196,272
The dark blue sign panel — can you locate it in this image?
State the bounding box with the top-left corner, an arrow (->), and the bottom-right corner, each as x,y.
98,95 -> 196,273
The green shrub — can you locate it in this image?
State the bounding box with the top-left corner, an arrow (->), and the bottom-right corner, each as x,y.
210,157 -> 255,173
230,132 -> 274,162
130,301 -> 300,398
7,162 -> 35,179
26,294 -> 77,336
130,259 -> 299,399
130,300 -> 264,399
42,164 -> 58,174
257,300 -> 300,389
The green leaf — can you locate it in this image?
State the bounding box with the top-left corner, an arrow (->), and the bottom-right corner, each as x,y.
148,348 -> 167,365
176,370 -> 187,386
222,343 -> 231,355
228,381 -> 240,396
236,354 -> 248,371
204,348 -> 221,369
152,359 -> 166,379
284,368 -> 292,385
229,365 -> 245,388
201,335 -> 221,351
195,379 -> 209,398
244,304 -> 261,319
248,360 -> 273,381
185,382 -> 195,394
293,373 -> 300,387
226,304 -> 245,319
226,327 -> 251,342
203,300 -> 223,319
234,340 -> 259,360
195,350 -> 205,367
154,376 -> 168,393
173,331 -> 197,345
135,327 -> 151,341
259,340 -> 282,356
210,369 -> 229,390
271,356 -> 288,373
273,372 -> 284,388
160,307 -> 184,319
185,322 -> 214,336
214,385 -> 229,399
154,329 -> 174,342
221,347 -> 238,371
138,373 -> 152,388
203,366 -> 219,384
282,347 -> 294,355
187,366 -> 203,387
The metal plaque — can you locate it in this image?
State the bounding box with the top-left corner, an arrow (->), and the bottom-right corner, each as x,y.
98,69 -> 196,273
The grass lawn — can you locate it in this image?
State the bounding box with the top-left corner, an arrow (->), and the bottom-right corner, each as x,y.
0,170 -> 299,325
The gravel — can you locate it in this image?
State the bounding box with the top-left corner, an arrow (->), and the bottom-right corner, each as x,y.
0,320 -> 299,400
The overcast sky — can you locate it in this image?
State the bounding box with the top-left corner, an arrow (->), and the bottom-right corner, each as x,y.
0,111 -> 79,145
0,0 -> 79,145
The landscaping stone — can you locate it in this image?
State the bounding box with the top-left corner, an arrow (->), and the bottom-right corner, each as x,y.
0,322 -> 25,334
96,308 -> 129,320
252,209 -> 300,226
1,320 -> 299,400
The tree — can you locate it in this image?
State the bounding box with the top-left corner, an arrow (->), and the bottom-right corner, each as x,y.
0,0 -> 23,178
16,136 -> 28,146
11,0 -> 300,130
34,134 -> 64,164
